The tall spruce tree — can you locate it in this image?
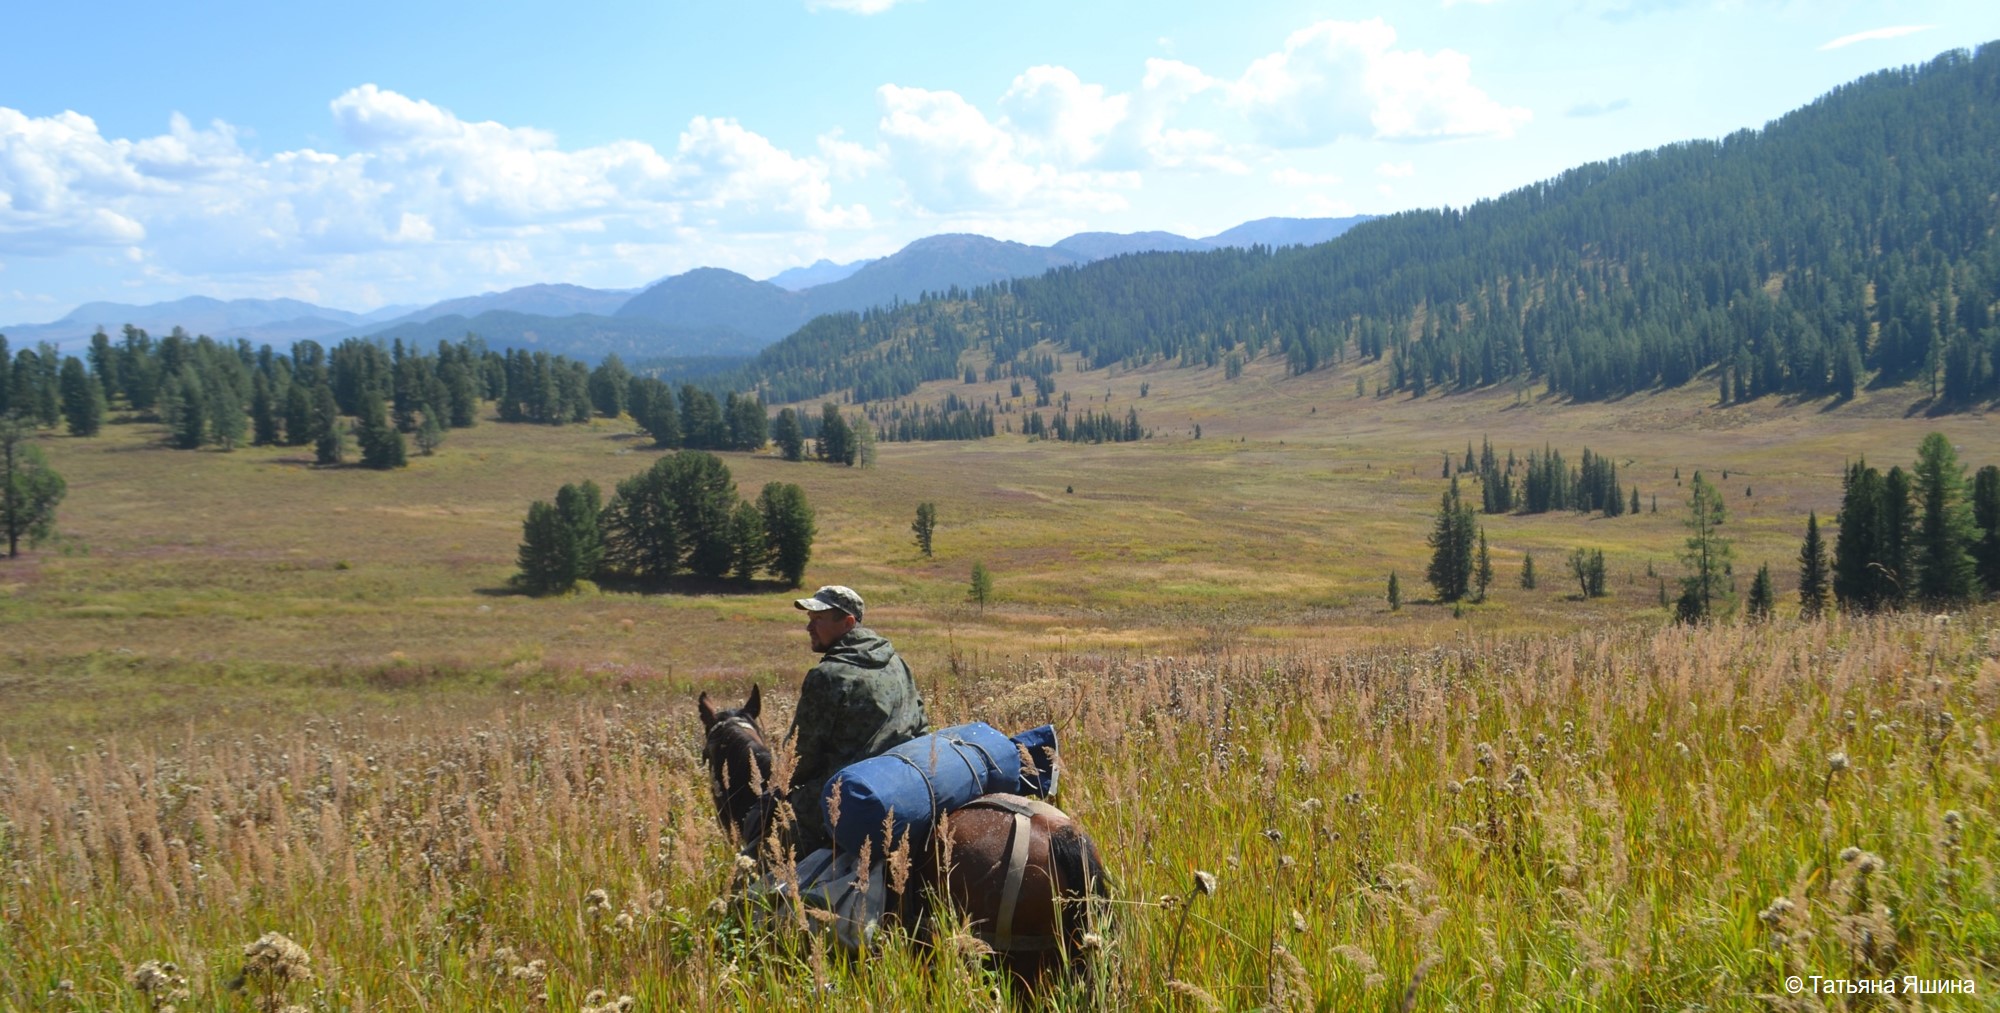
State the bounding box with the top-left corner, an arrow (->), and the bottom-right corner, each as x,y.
58,356 -> 104,437
1974,465 -> 2000,595
1425,476 -> 1476,602
1798,511 -> 1830,619
356,391 -> 407,469
1474,527 -> 1493,602
757,481 -> 815,588
772,408 -> 805,462
312,384 -> 344,465
1912,432 -> 1978,604
1677,471 -> 1731,621
913,502 -> 938,558
729,500 -> 768,582
515,500 -> 580,596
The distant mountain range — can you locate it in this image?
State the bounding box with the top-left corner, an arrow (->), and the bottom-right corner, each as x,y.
1,216 -> 1374,361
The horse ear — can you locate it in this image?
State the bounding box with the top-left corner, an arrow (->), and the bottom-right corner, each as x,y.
746,684 -> 761,719
698,691 -> 717,729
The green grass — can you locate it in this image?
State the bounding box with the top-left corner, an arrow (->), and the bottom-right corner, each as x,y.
1,354 -> 1996,1007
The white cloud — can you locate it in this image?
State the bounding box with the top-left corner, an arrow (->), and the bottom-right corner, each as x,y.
999,66 -> 1129,166
804,0 -> 919,13
1223,19 -> 1529,146
1376,161 -> 1414,177
1819,25 -> 1934,51
874,83 -> 1135,214
0,88 -> 875,309
1270,167 -> 1342,186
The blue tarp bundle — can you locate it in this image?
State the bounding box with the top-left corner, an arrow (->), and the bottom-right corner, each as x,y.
821,722 -> 1059,856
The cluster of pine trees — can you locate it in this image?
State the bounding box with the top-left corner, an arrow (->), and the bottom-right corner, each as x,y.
1458,437 -> 1638,518
625,374 -> 769,452
1822,434 -> 2000,611
1021,407 -> 1145,443
869,393 -> 998,443
515,452 -> 815,595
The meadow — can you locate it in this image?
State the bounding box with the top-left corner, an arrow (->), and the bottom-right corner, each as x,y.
2,353 -> 1997,1008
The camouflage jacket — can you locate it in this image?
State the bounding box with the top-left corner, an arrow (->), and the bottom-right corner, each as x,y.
784,627 -> 928,852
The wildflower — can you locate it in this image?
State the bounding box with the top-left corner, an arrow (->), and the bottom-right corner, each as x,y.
1290,909 -> 1308,933
1856,853 -> 1883,876
1508,764 -> 1531,787
734,854 -> 757,873
1444,780 -> 1463,795
130,959 -> 192,1001
584,888 -> 611,915
1193,870 -> 1218,897
1757,896 -> 1794,927
1826,752 -> 1849,773
241,931 -> 313,986
1079,932 -> 1105,952
1839,846 -> 1863,864
1280,854 -> 1296,870
612,912 -> 634,933
1263,828 -> 1283,842
706,898 -> 728,917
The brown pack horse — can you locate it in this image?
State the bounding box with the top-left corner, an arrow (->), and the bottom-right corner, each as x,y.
697,686 -> 1111,985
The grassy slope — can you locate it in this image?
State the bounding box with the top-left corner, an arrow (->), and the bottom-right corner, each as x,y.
3,349 -> 1998,1008
0,352 -> 1993,751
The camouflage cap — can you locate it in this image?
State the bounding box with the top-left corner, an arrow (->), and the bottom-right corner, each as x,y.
794,585 -> 864,622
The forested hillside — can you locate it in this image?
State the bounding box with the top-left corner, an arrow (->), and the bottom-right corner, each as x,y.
736,45 -> 2000,408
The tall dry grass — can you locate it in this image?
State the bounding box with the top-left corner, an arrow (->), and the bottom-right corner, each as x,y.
3,612 -> 1995,1009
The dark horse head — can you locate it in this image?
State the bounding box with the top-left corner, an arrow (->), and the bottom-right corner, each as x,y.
697,686 -> 774,845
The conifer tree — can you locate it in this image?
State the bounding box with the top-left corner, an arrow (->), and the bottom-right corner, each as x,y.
250,373 -> 280,446
283,381 -> 314,446
356,391 -> 406,470
1912,432 -> 1978,604
1798,511 -> 1830,618
556,480 -> 604,582
969,561 -> 993,611
1425,476 -> 1476,602
1474,527 -> 1493,602
0,419 -> 65,558
1677,471 -> 1731,621
312,384 -> 344,465
772,408 -> 805,462
912,502 -> 938,558
758,482 -> 815,588
58,356 -> 104,437
414,405 -> 445,456
515,500 -> 579,596
1387,571 -> 1402,610
1747,563 -> 1775,619
729,500 -> 768,582
1520,551 -> 1537,589
817,403 -> 852,465
1974,465 -> 2000,596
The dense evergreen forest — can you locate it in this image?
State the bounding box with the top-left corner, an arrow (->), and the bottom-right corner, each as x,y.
730,44 -> 2000,409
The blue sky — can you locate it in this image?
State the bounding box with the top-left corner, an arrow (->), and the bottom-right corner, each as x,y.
2,0 -> 1995,324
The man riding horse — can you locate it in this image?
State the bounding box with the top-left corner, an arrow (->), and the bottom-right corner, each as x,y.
785,584 -> 928,859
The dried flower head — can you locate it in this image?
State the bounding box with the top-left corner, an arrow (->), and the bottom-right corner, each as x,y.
1290,909 -> 1308,933
1758,896 -> 1795,927
1193,870 -> 1218,897
1855,852 -> 1883,876
584,888 -> 611,915
1839,846 -> 1863,864
1827,752 -> 1849,773
241,931 -> 313,986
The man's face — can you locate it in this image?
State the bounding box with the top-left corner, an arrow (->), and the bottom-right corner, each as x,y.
806,609 -> 852,652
